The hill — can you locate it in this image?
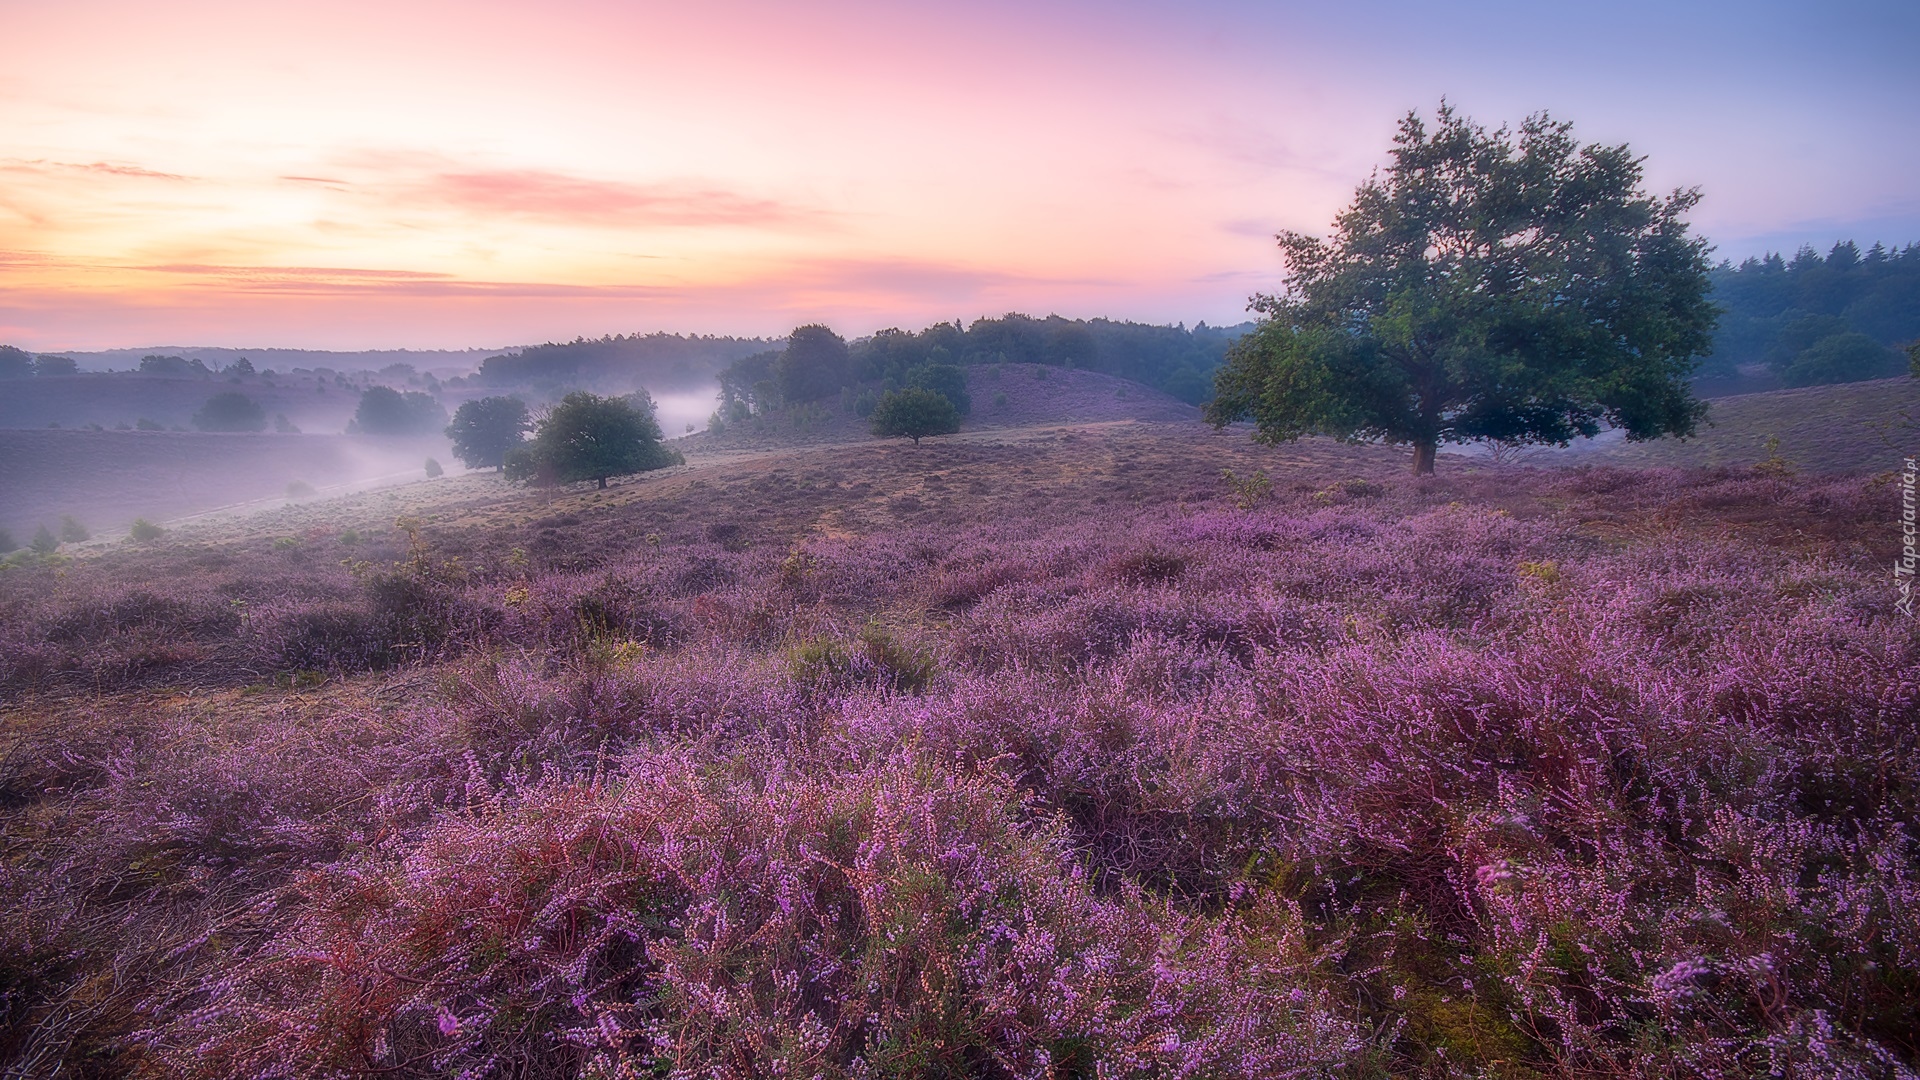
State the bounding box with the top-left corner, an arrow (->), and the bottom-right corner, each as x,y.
1512,375 -> 1919,473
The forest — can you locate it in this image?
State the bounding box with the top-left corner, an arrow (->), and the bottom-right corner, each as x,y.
1704,240 -> 1920,384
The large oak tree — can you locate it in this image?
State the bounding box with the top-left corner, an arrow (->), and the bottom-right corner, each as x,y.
1208,103 -> 1718,473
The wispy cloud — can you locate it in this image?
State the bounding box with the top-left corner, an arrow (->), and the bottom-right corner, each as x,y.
409,169 -> 818,229
1,158 -> 193,181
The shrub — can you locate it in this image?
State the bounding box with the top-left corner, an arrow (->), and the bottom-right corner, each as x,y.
30,524 -> 58,554
191,391 -> 267,432
424,457 -> 443,478
128,518 -> 164,542
0,527 -> 14,553
352,385 -> 448,435
58,516 -> 89,543
135,417 -> 164,430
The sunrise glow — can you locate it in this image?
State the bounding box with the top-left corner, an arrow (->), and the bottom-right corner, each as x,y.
3,0 -> 1915,350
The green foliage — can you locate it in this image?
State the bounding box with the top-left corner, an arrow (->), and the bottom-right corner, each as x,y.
851,388 -> 878,417
775,324 -> 852,403
1220,469 -> 1273,509
1707,240 -> 1920,381
503,391 -> 682,489
424,457 -> 444,478
1160,365 -> 1211,405
31,524 -> 58,555
869,387 -> 961,445
0,345 -> 31,379
352,386 -> 447,435
788,623 -> 937,694
273,413 -> 299,434
1780,331 -> 1905,387
904,362 -> 971,415
192,392 -> 268,433
136,417 -> 164,431
1208,102 -> 1717,474
59,516 -> 90,543
445,396 -> 531,469
129,518 -> 165,542
32,355 -> 78,377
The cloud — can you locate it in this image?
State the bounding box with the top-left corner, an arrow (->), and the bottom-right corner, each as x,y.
412,169 -> 818,229
127,261 -> 681,299
0,159 -> 192,181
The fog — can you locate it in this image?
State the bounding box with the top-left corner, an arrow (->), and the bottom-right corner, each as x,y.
0,430 -> 462,548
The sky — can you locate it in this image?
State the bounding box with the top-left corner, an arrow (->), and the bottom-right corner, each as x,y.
2,0 -> 1915,352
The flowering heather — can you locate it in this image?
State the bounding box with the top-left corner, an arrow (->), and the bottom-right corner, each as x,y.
1,430 -> 1915,1078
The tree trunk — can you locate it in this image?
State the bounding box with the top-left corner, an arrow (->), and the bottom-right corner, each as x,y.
597,476 -> 608,489
1411,439 -> 1436,475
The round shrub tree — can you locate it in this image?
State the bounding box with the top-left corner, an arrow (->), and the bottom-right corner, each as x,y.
192,391 -> 267,432
505,391 -> 682,489
870,387 -> 961,446
445,396 -> 531,470
352,386 -> 448,435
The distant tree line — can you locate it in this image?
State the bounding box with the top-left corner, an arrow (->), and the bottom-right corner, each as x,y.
0,346 -> 78,378
1705,241 -> 1919,386
476,333 -> 773,391
716,314 -> 1249,418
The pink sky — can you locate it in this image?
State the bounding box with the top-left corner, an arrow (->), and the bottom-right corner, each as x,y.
3,0 -> 1914,351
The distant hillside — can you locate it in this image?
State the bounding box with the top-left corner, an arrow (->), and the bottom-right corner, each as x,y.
684,364 -> 1198,451
38,345 -> 498,375
1516,376 -> 1919,473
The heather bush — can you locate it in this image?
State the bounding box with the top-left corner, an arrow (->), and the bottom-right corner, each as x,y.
148,757 -> 1360,1079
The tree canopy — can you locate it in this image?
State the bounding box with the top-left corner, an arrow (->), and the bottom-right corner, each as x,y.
0,346 -> 32,379
775,325 -> 853,404
445,396 -> 532,470
1207,103 -> 1718,474
869,387 -> 961,446
192,391 -> 268,433
504,391 -> 682,489
352,386 -> 448,435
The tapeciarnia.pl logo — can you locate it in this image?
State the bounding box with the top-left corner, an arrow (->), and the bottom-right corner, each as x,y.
1899,457 -> 1916,617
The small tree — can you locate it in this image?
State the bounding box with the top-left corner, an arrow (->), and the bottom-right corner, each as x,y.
504,391 -> 682,489
0,527 -> 16,553
59,516 -> 89,543
32,355 -> 78,377
353,386 -> 447,435
424,457 -> 444,478
31,524 -> 58,554
870,387 -> 960,446
192,391 -> 268,432
129,518 -> 165,542
1207,102 -> 1717,474
445,396 -> 531,470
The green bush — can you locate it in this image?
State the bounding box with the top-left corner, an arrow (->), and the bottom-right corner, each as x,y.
129,519 -> 165,542
59,516 -> 89,543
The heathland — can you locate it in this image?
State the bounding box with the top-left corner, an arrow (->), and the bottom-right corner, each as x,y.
2,388 -> 1915,1076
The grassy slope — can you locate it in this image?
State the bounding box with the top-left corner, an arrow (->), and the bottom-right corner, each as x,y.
1522,375 -> 1920,473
